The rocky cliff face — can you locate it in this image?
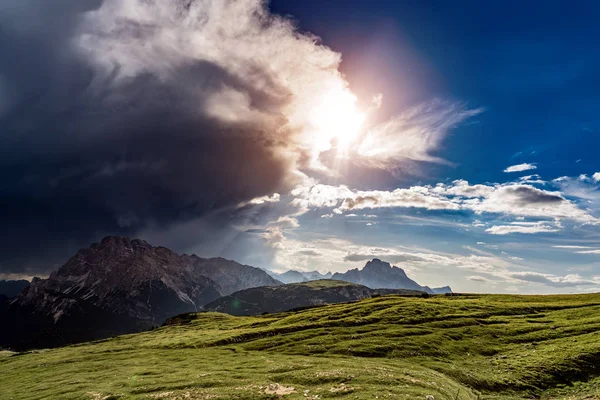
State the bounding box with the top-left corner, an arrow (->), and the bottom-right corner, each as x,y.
331,259 -> 452,294
0,236 -> 280,350
201,280 -> 424,316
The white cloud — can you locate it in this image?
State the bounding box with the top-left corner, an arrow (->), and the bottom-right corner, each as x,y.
467,276 -> 489,283
343,252 -> 429,263
519,174 -> 546,184
504,163 -> 537,173
470,184 -> 596,223
594,172 -> 600,182
247,193 -> 281,205
290,180 -> 598,224
577,249 -> 600,255
485,222 -> 560,235
356,100 -> 483,169
268,216 -> 300,230
291,183 -> 460,213
263,232 -> 600,292
434,180 -> 495,198
551,174 -> 600,213
552,245 -> 595,249
510,272 -> 600,287
77,0 -> 370,179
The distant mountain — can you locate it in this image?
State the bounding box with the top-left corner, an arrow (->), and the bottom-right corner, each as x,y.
0,280 -> 30,298
202,280 -> 424,316
267,269 -> 333,284
0,236 -> 281,350
303,270 -> 333,280
268,270 -> 308,284
430,286 -> 453,295
193,257 -> 281,296
331,259 -> 452,295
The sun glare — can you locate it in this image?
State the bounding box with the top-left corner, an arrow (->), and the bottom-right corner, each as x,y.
310,89 -> 366,151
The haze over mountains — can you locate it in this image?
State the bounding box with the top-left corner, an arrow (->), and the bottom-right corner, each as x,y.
0,237 -> 450,350
266,270 -> 333,284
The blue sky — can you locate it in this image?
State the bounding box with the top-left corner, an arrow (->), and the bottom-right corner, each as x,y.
235,0 -> 600,293
1,0 -> 599,294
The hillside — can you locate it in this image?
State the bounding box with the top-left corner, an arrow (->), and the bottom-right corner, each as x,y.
202,279 -> 424,315
3,293 -> 600,399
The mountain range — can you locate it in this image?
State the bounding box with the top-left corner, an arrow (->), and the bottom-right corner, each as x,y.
331,259 -> 452,294
0,236 -> 280,350
266,269 -> 333,284
0,238 -> 450,351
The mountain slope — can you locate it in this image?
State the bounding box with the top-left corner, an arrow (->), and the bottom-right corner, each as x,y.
202,280 -> 423,315
0,236 -> 280,350
4,293 -> 600,399
332,259 -> 452,294
194,257 -> 281,295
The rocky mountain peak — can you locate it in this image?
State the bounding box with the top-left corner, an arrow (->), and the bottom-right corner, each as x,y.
362,259 -> 408,278
2,237 -> 281,350
332,259 -> 449,294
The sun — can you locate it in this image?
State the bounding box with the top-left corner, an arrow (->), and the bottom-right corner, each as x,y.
310,89 -> 366,151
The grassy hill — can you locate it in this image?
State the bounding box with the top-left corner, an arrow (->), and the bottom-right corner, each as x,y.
2,293 -> 600,399
203,279 -> 424,316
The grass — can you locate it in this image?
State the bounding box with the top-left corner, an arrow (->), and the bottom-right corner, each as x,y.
3,293 -> 600,399
292,279 -> 364,289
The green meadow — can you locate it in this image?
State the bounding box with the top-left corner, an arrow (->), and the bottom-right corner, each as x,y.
3,293 -> 600,399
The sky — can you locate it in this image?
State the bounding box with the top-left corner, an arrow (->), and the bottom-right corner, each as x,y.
0,0 -> 599,294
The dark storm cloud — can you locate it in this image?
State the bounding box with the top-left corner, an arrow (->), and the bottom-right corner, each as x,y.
0,0 -> 327,275
507,186 -> 564,205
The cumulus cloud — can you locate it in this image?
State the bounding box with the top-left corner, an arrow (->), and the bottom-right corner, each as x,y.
510,272 -> 599,287
594,173 -> 600,182
291,183 -> 460,214
469,184 -> 596,223
553,173 -> 600,206
504,163 -> 537,173
290,180 -> 598,225
0,0 -> 359,273
486,222 -> 560,235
